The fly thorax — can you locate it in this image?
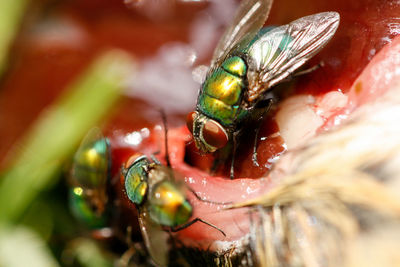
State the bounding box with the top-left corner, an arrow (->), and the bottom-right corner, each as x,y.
222,56 -> 247,77
73,138 -> 109,188
124,156 -> 150,205
198,56 -> 247,126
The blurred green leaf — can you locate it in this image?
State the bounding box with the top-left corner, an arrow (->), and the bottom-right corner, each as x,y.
0,50 -> 135,222
0,225 -> 60,267
66,238 -> 113,267
20,199 -> 54,241
0,0 -> 28,75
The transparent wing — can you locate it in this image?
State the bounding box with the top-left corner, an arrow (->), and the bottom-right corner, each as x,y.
71,127 -> 110,189
138,207 -> 169,266
209,0 -> 273,70
246,12 -> 340,102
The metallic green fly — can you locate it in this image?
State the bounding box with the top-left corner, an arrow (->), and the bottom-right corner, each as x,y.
69,128 -> 110,228
122,154 -> 225,265
123,154 -> 195,230
186,0 -> 340,178
122,114 -> 225,266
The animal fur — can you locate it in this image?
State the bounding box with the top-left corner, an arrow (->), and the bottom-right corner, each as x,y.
229,82 -> 400,267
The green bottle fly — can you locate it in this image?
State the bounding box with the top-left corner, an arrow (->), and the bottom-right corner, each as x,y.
186,0 -> 340,176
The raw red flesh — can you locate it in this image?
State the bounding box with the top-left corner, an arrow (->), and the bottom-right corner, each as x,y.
120,34 -> 400,248
0,0 -> 399,251
347,36 -> 400,109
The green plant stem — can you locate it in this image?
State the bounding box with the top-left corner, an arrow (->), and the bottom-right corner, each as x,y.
0,0 -> 29,75
0,50 -> 134,222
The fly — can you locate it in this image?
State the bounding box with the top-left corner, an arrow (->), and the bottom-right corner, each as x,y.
122,113 -> 226,266
69,128 -> 110,228
186,0 -> 340,178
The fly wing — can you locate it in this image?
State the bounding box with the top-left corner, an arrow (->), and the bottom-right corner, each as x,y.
246,12 -> 340,102
209,0 -> 273,71
138,207 -> 169,266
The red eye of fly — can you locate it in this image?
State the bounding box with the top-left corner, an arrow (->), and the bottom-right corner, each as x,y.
186,111 -> 197,134
124,153 -> 143,169
203,120 -> 228,149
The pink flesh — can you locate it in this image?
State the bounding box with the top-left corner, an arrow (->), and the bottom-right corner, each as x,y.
347,36 -> 400,109
104,34 -> 400,249
163,127 -> 273,243
96,1 -> 400,247
147,36 -> 400,248
108,36 -> 400,248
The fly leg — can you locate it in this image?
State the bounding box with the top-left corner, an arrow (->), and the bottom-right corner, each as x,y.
117,226 -> 144,267
170,218 -> 226,237
281,61 -> 324,84
210,149 -> 225,174
230,131 -> 240,179
210,144 -> 231,175
293,61 -> 324,77
151,110 -> 171,167
160,110 -> 171,167
251,98 -> 273,167
150,152 -> 161,165
252,122 -> 262,167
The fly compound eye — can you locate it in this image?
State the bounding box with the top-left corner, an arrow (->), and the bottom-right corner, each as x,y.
186,111 -> 197,134
203,120 -> 228,149
124,153 -> 144,169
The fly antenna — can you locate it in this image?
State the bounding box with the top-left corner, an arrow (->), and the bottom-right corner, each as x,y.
160,109 -> 171,167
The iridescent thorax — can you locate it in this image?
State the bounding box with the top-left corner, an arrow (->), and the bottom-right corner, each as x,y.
124,155 -> 150,205
73,137 -> 109,188
198,56 -> 247,126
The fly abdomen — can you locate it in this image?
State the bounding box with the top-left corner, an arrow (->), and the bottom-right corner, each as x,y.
148,181 -> 192,227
